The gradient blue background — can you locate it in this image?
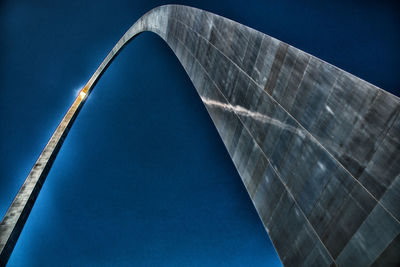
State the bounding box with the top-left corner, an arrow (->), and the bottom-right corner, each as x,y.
0,0 -> 399,266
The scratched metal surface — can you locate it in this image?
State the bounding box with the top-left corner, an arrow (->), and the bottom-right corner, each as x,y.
1,5 -> 399,266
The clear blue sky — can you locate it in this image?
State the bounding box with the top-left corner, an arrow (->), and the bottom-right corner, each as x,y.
0,0 -> 399,266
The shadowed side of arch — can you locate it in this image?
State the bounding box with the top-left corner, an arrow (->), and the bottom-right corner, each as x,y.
1,4 -> 400,266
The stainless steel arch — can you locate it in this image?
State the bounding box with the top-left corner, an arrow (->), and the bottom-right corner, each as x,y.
1,5 -> 399,266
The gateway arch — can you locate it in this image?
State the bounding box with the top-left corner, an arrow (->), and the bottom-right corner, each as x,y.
1,5 -> 399,266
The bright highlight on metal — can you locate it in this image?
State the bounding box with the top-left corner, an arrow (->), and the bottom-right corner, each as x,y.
79,90 -> 87,99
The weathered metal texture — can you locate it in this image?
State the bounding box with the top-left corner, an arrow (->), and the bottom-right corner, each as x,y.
1,4 -> 399,266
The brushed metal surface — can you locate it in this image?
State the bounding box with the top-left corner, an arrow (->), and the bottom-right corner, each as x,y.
1,5 -> 399,266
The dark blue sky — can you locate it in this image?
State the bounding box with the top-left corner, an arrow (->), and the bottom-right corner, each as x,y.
0,0 -> 399,266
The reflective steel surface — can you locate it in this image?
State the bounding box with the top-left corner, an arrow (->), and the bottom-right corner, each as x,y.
1,5 -> 399,266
